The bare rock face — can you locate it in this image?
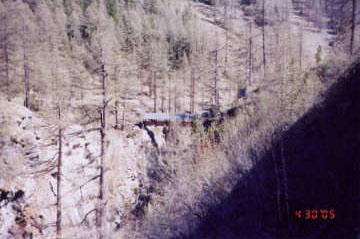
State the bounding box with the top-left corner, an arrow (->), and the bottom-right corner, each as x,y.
0,100 -> 46,238
0,98 -> 171,238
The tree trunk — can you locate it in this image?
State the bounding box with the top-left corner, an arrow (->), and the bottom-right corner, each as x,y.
262,0 -> 266,77
249,21 -> 253,85
97,119 -> 105,239
224,0 -> 229,66
299,24 -> 303,69
4,40 -> 10,102
97,64 -> 107,239
214,49 -> 219,107
351,0 -> 357,55
280,137 -> 290,227
153,71 -> 157,113
122,92 -> 127,130
174,82 -> 177,113
115,100 -> 119,129
168,74 -> 171,113
271,142 -> 282,224
0,13 -> 12,102
56,104 -> 62,239
22,19 -> 30,108
24,60 -> 30,108
114,66 -> 119,129
148,72 -> 152,97
190,59 -> 195,114
161,87 -> 165,113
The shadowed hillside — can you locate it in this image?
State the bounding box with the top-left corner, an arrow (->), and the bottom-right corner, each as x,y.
0,0 -> 359,238
182,62 -> 360,239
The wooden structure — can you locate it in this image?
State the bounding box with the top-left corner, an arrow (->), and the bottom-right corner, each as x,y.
140,113 -> 196,127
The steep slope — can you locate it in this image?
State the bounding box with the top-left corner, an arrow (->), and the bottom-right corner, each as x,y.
0,0 -> 358,239
178,61 -> 360,239
0,96 -> 172,238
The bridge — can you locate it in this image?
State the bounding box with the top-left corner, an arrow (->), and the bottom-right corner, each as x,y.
141,113 -> 197,127
139,107 -> 231,127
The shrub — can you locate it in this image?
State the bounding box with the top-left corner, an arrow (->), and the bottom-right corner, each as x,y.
315,45 -> 322,65
63,0 -> 73,16
24,0 -> 37,13
167,34 -> 191,70
79,24 -> 97,40
79,25 -> 89,39
106,0 -> 117,20
143,0 -> 157,14
124,0 -> 135,8
191,117 -> 200,134
78,0 -> 93,12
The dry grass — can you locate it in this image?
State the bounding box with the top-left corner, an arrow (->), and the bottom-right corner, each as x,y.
118,54 -> 358,239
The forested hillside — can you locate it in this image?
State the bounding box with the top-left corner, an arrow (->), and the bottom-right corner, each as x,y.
0,0 -> 359,238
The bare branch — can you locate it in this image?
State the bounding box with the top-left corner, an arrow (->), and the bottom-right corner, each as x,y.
49,182 -> 56,197
80,209 -> 97,225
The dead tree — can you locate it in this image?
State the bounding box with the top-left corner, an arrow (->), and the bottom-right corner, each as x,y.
153,71 -> 157,113
22,18 -> 31,108
299,23 -> 303,69
148,72 -> 153,97
280,137 -> 290,227
0,12 -> 14,102
174,79 -> 178,113
350,0 -> 358,54
161,85 -> 165,113
168,73 -> 171,113
189,55 -> 196,114
113,66 -> 120,129
262,0 -> 266,76
271,140 -> 282,223
214,49 -> 219,107
248,20 -> 253,85
121,91 -> 127,130
73,58 -> 109,237
96,63 -> 108,239
115,100 -> 119,129
190,67 -> 195,114
224,0 -> 229,66
210,40 -> 220,107
56,103 -> 62,239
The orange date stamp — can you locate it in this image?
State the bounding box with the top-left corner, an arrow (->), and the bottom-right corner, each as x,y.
294,209 -> 336,220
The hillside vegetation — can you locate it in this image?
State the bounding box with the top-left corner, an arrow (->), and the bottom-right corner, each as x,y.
0,0 -> 359,238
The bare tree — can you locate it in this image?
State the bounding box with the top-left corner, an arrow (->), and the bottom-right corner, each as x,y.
280,136 -> 290,226
168,73 -> 172,113
214,48 -> 219,107
224,0 -> 229,66
22,17 -> 31,108
271,138 -> 282,223
299,23 -> 303,69
113,66 -> 120,128
0,11 -> 15,102
350,0 -> 358,54
121,91 -> 128,130
153,70 -> 157,113
248,20 -> 253,85
56,103 -> 62,239
161,80 -> 165,112
209,36 -> 220,107
189,57 -> 196,114
262,0 -> 266,76
80,29 -> 111,237
96,62 -> 108,239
